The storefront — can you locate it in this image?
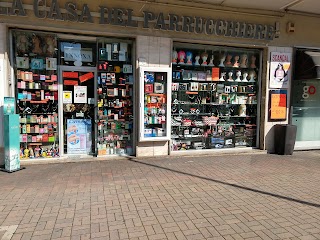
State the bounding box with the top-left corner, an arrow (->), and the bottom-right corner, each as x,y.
1,0 -> 320,162
170,43 -> 261,151
12,29 -> 136,159
292,49 -> 320,150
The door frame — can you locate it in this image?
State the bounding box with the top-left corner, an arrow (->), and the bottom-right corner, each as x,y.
59,66 -> 97,157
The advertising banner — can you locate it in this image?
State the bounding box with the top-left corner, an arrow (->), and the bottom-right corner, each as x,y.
67,119 -> 92,154
4,115 -> 21,172
4,97 -> 15,115
269,90 -> 287,121
269,52 -> 292,89
74,86 -> 87,103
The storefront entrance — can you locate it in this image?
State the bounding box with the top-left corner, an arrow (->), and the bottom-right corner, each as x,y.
60,67 -> 97,156
292,49 -> 320,150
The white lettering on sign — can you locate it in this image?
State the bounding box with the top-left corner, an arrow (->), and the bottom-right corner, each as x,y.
64,49 -> 93,62
302,85 -> 316,99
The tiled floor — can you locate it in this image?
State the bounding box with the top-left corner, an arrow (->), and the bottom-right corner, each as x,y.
1,150 -> 320,240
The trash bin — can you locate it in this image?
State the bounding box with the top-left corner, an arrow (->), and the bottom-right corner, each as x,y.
274,124 -> 297,155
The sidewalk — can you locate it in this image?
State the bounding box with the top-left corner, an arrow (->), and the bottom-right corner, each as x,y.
1,151 -> 320,240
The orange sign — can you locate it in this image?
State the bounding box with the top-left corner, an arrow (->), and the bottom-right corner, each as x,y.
270,93 -> 287,120
79,72 -> 94,83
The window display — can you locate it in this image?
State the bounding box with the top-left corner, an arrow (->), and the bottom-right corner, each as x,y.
171,43 -> 260,151
13,30 -> 60,159
139,67 -> 171,141
96,39 -> 134,156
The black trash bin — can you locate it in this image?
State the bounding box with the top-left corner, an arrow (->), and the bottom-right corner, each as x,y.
274,124 -> 297,155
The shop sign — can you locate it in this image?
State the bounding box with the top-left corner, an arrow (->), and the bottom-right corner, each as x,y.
64,49 -> 93,63
268,90 -> 287,121
1,0 -> 276,41
269,52 -> 292,89
292,79 -> 320,107
66,119 -> 91,154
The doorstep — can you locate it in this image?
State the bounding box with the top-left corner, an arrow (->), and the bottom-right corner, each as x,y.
19,155 -> 130,165
19,148 -> 267,165
170,147 -> 266,157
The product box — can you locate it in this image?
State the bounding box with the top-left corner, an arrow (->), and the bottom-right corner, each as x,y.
98,149 -> 107,156
42,134 -> 49,142
211,137 -> 224,148
144,128 -> 153,137
212,67 -> 220,81
224,137 -> 235,148
21,125 -> 27,134
155,128 -> 165,137
36,135 -> 42,142
48,136 -> 55,142
21,134 -> 28,142
26,124 -> 31,133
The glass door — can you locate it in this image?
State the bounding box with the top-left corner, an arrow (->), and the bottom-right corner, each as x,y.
292,49 -> 320,149
59,67 -> 96,156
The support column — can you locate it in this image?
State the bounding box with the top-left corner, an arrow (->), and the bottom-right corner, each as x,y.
0,24 -> 8,166
135,36 -> 171,157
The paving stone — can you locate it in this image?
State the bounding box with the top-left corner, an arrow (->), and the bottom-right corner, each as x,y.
0,151 -> 320,240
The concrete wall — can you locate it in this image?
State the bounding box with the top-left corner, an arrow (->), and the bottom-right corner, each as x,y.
135,36 -> 171,157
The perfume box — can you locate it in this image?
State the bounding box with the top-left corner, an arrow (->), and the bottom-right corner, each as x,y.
106,44 -> 112,60
42,134 -> 48,142
22,125 -> 27,134
36,135 -> 42,142
21,134 -> 28,142
111,43 -> 120,60
49,136 -> 55,142
99,48 -> 108,61
212,67 -> 220,81
119,42 -> 128,61
26,124 -> 31,133
51,75 -> 57,81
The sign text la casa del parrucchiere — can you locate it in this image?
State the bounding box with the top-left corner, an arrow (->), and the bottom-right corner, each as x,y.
2,0 -> 276,40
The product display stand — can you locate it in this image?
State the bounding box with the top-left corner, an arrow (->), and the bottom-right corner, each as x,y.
171,46 -> 259,151
96,40 -> 134,156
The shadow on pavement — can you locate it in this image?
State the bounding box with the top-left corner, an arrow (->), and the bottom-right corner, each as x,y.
127,158 -> 320,209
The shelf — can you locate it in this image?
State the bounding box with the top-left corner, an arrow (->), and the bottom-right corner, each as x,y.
18,88 -> 58,91
173,64 -> 258,70
20,122 -> 57,125
21,132 -> 57,135
172,113 -> 256,117
172,103 -> 257,105
173,79 -> 257,84
103,83 -> 131,86
171,123 -> 257,128
147,93 -> 165,96
19,113 -> 57,115
105,95 -> 132,98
